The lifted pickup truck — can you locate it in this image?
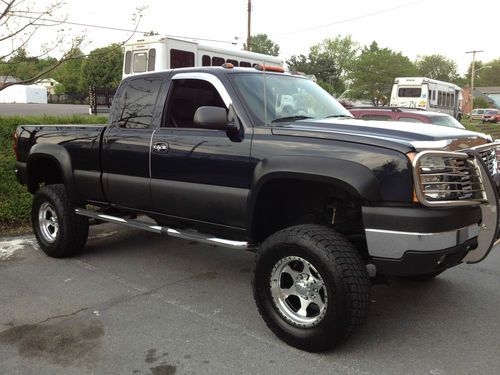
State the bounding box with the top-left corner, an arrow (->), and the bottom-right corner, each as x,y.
13,66 -> 500,352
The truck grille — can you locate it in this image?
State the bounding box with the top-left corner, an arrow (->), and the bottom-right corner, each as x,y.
414,151 -> 487,206
479,148 -> 496,175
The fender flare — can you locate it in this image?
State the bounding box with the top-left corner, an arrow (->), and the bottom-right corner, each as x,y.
27,143 -> 79,202
246,156 -> 382,235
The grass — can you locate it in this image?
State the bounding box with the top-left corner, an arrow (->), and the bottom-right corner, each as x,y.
0,115 -> 107,236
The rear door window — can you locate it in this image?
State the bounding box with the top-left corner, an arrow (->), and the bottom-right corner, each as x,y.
115,77 -> 163,129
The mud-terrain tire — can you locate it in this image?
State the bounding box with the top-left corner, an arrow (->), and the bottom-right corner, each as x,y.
32,184 -> 88,258
252,224 -> 371,352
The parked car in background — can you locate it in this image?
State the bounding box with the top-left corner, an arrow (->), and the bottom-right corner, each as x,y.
482,109 -> 500,124
349,107 -> 466,129
468,108 -> 490,121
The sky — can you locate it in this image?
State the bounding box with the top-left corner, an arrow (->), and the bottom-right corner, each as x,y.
6,0 -> 500,75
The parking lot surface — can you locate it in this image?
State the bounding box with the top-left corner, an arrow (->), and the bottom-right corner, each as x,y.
0,224 -> 499,374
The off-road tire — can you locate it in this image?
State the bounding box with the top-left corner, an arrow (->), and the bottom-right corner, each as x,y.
32,184 -> 88,258
252,224 -> 371,352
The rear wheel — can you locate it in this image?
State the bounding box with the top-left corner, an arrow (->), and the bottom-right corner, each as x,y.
252,224 -> 371,352
32,184 -> 88,258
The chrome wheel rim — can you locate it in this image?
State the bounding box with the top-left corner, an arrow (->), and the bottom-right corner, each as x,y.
38,202 -> 59,243
270,256 -> 328,327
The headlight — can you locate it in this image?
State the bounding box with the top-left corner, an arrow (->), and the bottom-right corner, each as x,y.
412,151 -> 487,206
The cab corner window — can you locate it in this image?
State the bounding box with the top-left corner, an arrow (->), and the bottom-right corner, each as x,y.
116,77 -> 162,129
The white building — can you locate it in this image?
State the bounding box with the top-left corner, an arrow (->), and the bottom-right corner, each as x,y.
0,84 -> 48,104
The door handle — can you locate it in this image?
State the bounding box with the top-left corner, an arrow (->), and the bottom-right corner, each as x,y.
152,142 -> 169,153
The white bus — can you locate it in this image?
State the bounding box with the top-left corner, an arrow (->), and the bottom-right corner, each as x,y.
389,77 -> 463,120
123,35 -> 284,78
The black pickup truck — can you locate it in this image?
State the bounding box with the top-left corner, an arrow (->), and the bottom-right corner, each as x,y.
13,66 -> 500,352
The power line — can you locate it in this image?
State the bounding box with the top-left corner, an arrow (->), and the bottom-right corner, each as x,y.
8,13 -> 238,45
274,0 -> 425,36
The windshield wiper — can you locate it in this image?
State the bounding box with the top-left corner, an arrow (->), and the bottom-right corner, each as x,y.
325,115 -> 353,119
271,115 -> 313,123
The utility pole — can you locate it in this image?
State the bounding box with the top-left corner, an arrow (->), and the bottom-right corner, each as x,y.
466,50 -> 483,123
246,0 -> 252,51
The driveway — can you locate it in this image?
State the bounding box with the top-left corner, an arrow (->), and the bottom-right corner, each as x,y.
0,224 -> 499,374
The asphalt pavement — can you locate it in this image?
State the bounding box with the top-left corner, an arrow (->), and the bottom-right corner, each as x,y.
0,223 -> 499,375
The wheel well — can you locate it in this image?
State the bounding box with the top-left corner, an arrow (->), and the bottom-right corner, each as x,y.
27,156 -> 64,193
250,178 -> 368,257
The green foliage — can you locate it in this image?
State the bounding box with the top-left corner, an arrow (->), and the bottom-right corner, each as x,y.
82,44 -> 124,89
473,97 -> 490,109
474,59 -> 500,86
287,35 -> 358,96
244,33 -> 280,56
0,115 -> 107,234
53,48 -> 86,96
416,54 -> 458,82
317,80 -> 335,95
349,41 -> 417,106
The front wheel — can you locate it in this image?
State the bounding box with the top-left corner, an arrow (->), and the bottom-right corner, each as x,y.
32,184 -> 88,258
252,224 -> 371,352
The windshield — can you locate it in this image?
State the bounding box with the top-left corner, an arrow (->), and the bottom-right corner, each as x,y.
430,115 -> 465,129
230,73 -> 352,125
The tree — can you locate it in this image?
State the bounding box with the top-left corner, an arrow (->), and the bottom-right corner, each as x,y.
416,54 -> 459,82
349,41 -> 417,106
244,33 -> 280,56
0,1 -> 144,91
474,59 -> 500,87
287,35 -> 359,96
0,0 -> 84,90
82,44 -> 124,90
308,35 -> 359,94
53,48 -> 86,96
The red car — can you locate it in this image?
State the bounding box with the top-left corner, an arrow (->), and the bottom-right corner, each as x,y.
349,107 -> 465,129
482,109 -> 500,124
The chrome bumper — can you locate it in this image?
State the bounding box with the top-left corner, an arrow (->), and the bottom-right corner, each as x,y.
365,147 -> 500,263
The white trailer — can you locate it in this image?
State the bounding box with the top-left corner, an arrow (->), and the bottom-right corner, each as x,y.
123,36 -> 284,78
390,77 -> 463,120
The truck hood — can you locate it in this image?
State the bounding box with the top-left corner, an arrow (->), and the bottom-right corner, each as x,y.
271,118 -> 491,152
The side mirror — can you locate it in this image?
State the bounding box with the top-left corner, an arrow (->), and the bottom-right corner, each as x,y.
193,106 -> 228,130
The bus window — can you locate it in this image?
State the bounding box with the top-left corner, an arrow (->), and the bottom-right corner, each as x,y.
398,87 -> 421,97
148,49 -> 156,71
133,52 -> 147,73
170,49 -> 195,68
227,59 -> 239,67
202,55 -> 211,66
432,90 -> 436,101
240,61 -> 251,67
124,51 -> 132,74
212,56 -> 225,66
438,91 -> 442,106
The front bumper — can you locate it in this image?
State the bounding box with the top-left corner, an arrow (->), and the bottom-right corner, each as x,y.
363,147 -> 500,276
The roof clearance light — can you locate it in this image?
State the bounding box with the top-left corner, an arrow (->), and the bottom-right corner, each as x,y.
255,65 -> 285,73
222,63 -> 234,69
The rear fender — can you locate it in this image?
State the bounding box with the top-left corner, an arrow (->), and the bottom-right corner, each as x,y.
27,144 -> 78,202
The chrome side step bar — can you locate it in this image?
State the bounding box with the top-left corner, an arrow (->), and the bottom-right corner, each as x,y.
74,208 -> 251,250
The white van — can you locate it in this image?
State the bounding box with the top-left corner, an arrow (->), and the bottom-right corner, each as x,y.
390,77 -> 463,120
123,36 -> 284,78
